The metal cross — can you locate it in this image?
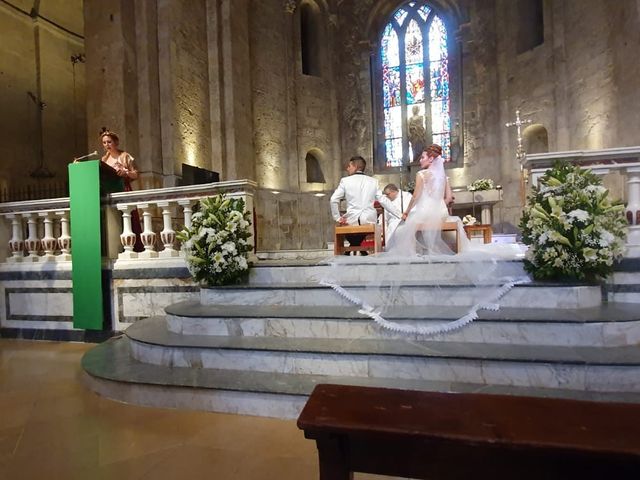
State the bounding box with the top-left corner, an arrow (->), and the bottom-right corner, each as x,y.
505,110 -> 532,160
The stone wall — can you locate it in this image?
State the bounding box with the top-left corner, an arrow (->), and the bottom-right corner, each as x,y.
250,0 -> 338,192
0,0 -> 85,193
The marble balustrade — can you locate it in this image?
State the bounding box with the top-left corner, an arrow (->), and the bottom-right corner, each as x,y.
0,180 -> 259,264
0,197 -> 72,264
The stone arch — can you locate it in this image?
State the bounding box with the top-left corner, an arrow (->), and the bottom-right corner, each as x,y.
299,0 -> 324,76
305,148 -> 326,184
523,124 -> 549,154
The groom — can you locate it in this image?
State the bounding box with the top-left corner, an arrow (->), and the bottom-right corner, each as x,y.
330,156 -> 379,252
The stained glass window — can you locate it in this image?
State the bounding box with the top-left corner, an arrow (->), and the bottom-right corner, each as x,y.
379,2 -> 452,167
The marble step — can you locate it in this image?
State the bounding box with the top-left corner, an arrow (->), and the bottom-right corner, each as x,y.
163,302 -> 640,347
199,282 -> 602,308
249,258 -> 528,285
82,336 -> 640,419
124,318 -> 640,393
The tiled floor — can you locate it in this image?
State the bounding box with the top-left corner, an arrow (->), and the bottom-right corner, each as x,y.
0,339 -> 397,480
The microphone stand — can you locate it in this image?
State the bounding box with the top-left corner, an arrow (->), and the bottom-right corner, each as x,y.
72,151 -> 98,163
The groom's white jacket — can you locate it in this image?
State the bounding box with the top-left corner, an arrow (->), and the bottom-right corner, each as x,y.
330,172 -> 379,225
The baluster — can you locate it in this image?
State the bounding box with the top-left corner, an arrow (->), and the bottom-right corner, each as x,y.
625,167 -> 640,256
24,213 -> 41,261
625,167 -> 640,226
158,201 -> 178,257
56,210 -> 72,261
177,200 -> 194,255
137,203 -> 158,259
179,199 -> 194,229
38,211 -> 57,260
6,214 -> 25,263
117,205 -> 138,259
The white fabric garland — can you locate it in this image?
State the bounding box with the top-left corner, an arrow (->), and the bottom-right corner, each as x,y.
320,278 -> 528,336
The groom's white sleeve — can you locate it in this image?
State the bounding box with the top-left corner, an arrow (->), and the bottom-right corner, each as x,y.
330,181 -> 345,222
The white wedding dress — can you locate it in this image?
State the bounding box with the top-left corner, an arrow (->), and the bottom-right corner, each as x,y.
321,156 -> 530,336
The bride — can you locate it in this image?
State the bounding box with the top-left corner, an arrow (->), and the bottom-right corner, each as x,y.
321,143 -> 529,336
387,143 -> 465,256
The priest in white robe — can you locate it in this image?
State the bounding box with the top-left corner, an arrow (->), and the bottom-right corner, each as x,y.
381,183 -> 413,242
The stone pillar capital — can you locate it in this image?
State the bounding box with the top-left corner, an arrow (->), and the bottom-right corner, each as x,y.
283,0 -> 297,14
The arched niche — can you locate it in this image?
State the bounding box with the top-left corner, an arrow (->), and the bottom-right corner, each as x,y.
523,124 -> 549,154
305,149 -> 326,184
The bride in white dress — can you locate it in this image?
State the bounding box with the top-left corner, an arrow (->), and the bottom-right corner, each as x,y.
387,144 -> 466,256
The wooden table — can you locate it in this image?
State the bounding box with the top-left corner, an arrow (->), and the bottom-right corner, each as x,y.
297,384 -> 640,480
464,223 -> 492,243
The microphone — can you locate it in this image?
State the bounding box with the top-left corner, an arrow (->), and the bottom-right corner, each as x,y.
72,151 -> 98,163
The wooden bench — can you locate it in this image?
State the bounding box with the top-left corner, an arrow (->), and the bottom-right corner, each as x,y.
334,223 -> 383,256
416,220 -> 461,253
297,384 -> 640,480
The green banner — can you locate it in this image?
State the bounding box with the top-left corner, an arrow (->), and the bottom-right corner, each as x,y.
69,160 -> 122,330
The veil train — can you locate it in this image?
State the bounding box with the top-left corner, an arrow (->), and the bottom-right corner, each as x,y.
320,154 -> 530,337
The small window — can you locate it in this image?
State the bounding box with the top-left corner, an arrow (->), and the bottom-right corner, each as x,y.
516,0 -> 544,54
300,3 -> 321,76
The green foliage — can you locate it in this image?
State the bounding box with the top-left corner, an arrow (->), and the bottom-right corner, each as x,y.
177,195 -> 253,287
519,162 -> 627,281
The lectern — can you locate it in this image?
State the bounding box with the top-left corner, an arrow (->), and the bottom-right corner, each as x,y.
68,160 -> 123,330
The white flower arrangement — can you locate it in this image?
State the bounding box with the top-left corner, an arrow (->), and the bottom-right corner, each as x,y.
177,195 -> 253,286
467,178 -> 495,192
462,215 -> 477,226
519,162 -> 627,281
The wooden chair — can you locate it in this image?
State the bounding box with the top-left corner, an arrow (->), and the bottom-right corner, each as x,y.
334,223 -> 383,255
334,205 -> 385,256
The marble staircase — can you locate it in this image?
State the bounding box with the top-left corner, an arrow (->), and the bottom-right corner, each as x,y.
82,259 -> 640,419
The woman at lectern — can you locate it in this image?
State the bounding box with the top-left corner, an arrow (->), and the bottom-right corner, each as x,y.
99,128 -> 144,252
100,128 -> 139,188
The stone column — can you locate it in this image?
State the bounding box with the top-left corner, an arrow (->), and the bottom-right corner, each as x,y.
218,0 -> 255,181
84,0 -> 139,157
158,0 -> 212,185
133,0 -> 163,189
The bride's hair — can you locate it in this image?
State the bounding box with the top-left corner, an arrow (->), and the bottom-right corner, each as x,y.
425,144 -> 443,157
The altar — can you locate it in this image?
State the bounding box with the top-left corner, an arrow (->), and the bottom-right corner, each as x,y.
450,188 -> 501,226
